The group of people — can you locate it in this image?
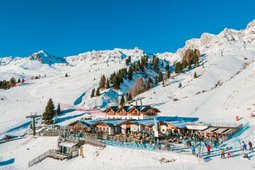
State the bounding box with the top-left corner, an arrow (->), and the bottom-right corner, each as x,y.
220,148 -> 231,159
189,139 -> 254,160
240,141 -> 253,159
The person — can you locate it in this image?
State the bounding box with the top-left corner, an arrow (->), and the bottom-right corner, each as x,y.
206,144 -> 211,155
248,141 -> 253,151
242,141 -> 247,151
226,151 -> 231,158
220,148 -> 225,159
191,144 -> 195,155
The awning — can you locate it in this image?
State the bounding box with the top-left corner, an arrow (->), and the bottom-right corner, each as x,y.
164,120 -> 187,128
201,127 -> 218,133
186,124 -> 208,130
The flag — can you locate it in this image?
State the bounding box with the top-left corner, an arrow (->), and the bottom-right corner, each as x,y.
153,116 -> 158,137
154,116 -> 158,130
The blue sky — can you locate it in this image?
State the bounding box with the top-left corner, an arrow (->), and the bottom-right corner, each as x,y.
0,0 -> 254,57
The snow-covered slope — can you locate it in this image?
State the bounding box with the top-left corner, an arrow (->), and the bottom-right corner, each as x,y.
1,20 -> 255,133
1,19 -> 255,169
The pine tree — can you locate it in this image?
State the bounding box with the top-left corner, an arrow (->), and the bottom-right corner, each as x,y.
174,62 -> 182,73
128,67 -> 133,80
158,72 -> 163,82
182,61 -> 187,69
9,77 -> 16,87
120,95 -> 125,106
65,73 -> 68,77
166,70 -> 170,79
127,93 -> 132,101
105,79 -> 110,89
43,98 -> 56,124
112,75 -> 120,89
17,79 -> 21,83
165,64 -> 170,71
194,72 -> 198,78
155,76 -> 158,85
99,75 -> 106,89
178,82 -> 182,88
146,79 -> 151,90
56,103 -> 61,115
96,87 -> 100,96
91,88 -> 95,98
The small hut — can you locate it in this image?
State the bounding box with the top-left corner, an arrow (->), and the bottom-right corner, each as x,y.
58,141 -> 79,158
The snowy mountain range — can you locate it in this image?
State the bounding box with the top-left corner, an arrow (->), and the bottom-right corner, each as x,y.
1,19 -> 255,138
1,19 -> 255,170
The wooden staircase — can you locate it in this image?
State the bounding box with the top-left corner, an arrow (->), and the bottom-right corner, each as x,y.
28,149 -> 56,167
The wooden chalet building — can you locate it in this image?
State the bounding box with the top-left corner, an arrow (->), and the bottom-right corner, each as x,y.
104,105 -> 160,120
68,120 -> 91,133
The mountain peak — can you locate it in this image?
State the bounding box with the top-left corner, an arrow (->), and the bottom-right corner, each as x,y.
30,50 -> 66,65
246,19 -> 255,30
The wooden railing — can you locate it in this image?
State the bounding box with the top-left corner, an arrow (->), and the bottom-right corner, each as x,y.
64,134 -> 105,148
28,149 -> 56,167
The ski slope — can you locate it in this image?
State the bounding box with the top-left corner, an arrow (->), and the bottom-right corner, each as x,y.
1,20 -> 255,170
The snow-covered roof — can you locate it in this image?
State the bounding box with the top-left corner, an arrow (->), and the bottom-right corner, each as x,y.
130,119 -> 154,126
156,116 -> 198,122
60,141 -> 78,148
82,119 -> 102,126
103,119 -> 128,126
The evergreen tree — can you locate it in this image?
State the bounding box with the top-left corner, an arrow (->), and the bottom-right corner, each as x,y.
155,76 -> 158,85
125,56 -> 131,66
17,79 -> 21,83
10,77 -> 16,87
43,98 -> 56,124
56,103 -> 61,115
146,79 -> 151,90
127,93 -> 132,101
99,75 -> 106,89
174,62 -> 182,73
182,61 -> 187,69
165,64 -> 170,71
128,67 -> 133,80
166,70 -> 171,79
120,95 -> 125,106
158,71 -> 163,82
112,75 -> 120,89
105,79 -> 110,89
125,58 -> 129,66
96,87 -> 100,96
191,54 -> 199,67
194,72 -> 198,78
65,73 -> 68,77
91,88 -> 95,98
178,82 -> 182,88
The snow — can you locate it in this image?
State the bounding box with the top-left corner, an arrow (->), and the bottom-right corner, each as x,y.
1,20 -> 255,169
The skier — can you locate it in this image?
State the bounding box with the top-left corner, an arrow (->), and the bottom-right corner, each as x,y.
220,148 -> 225,159
206,144 -> 211,155
248,141 -> 253,151
226,151 -> 232,158
191,144 -> 195,155
242,141 -> 247,151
